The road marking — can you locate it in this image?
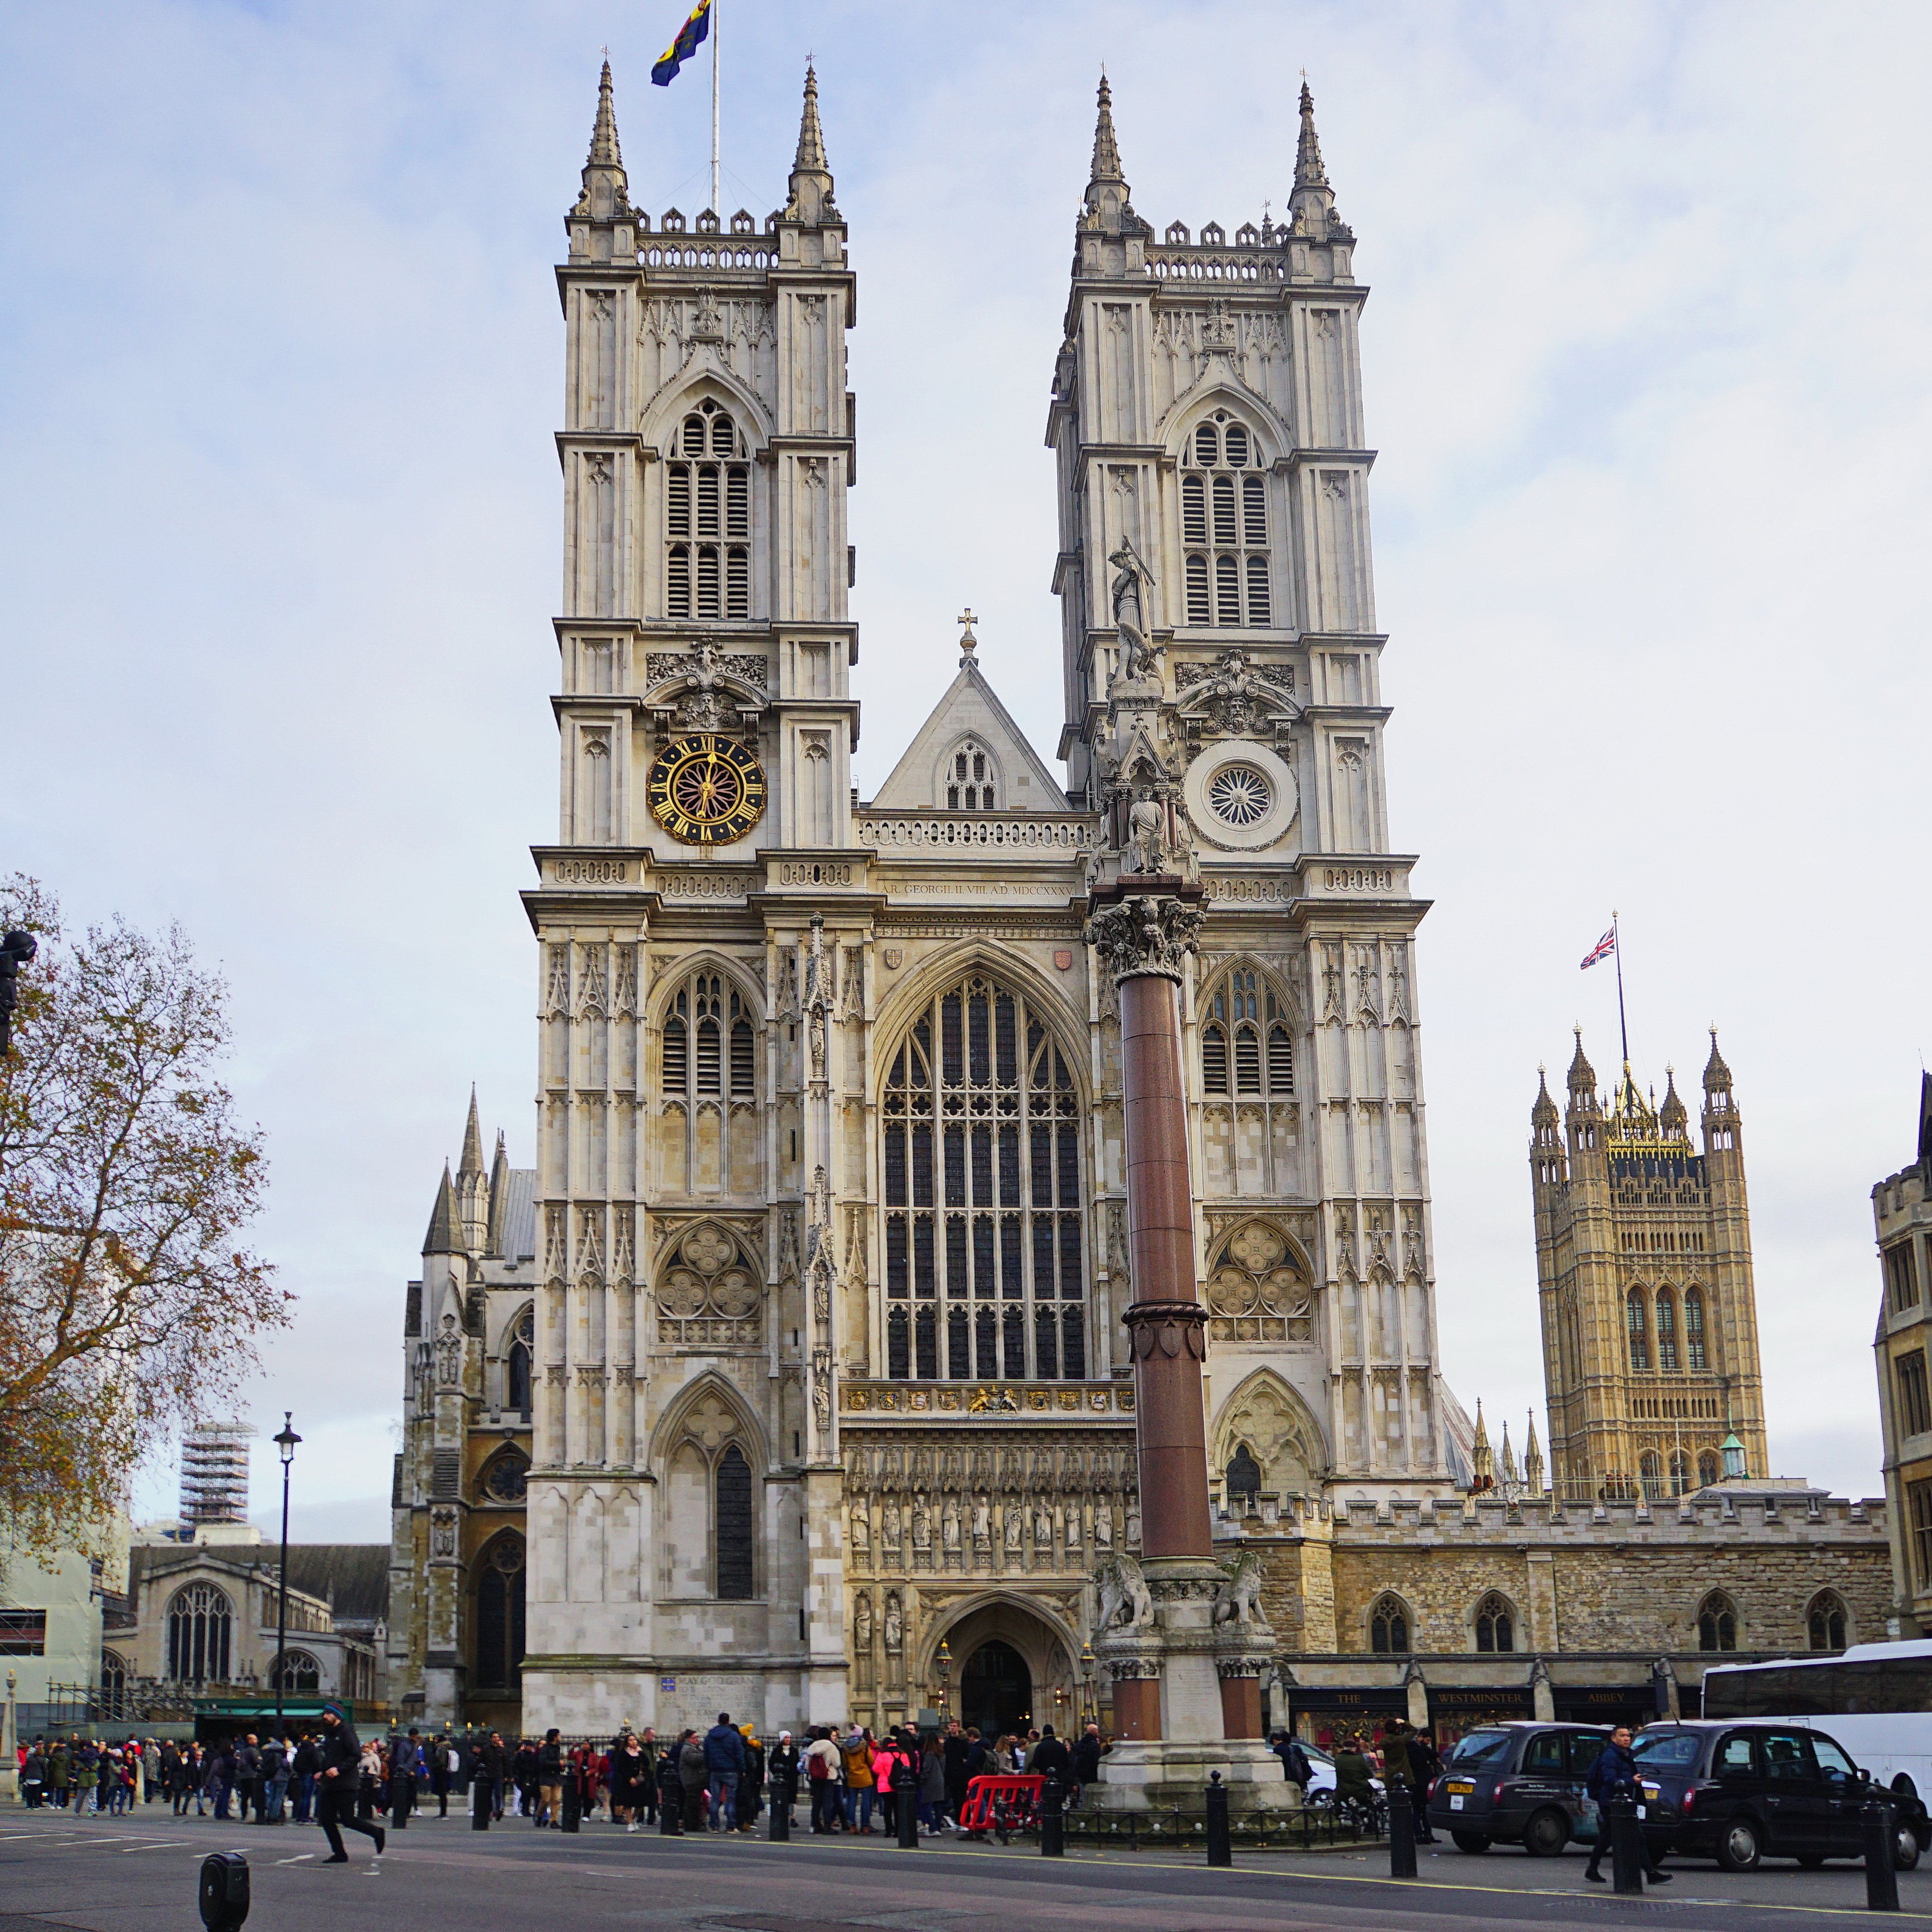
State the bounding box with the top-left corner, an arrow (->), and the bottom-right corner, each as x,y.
53,1836 -> 122,1847
118,1841 -> 187,1852
276,1854 -> 316,1865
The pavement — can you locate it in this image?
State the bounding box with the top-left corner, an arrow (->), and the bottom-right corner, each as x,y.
3,1805 -> 1930,1932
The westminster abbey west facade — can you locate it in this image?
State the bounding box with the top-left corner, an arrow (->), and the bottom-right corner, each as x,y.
387,64 -> 1893,1745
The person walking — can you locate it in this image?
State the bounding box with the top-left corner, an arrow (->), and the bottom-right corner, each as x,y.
315,1703 -> 386,1864
534,1729 -> 564,1829
920,1734 -> 947,1835
387,1730 -> 420,1828
839,1725 -> 876,1833
22,1742 -> 45,1810
1408,1727 -> 1441,1843
1584,1725 -> 1671,1885
609,1731 -> 647,1831
637,1727 -> 659,1825
703,1712 -> 746,1831
804,1727 -> 840,1833
261,1735 -> 290,1823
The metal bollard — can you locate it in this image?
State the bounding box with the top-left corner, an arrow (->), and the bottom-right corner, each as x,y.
659,1778 -> 681,1835
197,1851 -> 250,1932
470,1777 -> 491,1831
769,1776 -> 790,1842
1864,1793 -> 1900,1913
1610,1789 -> 1645,1896
562,1779 -> 581,1833
1205,1771 -> 1232,1868
1387,1781 -> 1416,1879
1040,1773 -> 1065,1857
895,1761 -> 919,1849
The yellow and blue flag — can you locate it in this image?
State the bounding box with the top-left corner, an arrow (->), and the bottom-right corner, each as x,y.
652,0 -> 714,85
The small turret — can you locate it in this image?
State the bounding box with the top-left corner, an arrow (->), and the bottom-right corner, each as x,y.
1531,1065 -> 1559,1132
566,60 -> 638,264
1471,1400 -> 1494,1492
456,1087 -> 489,1257
1499,1419 -> 1520,1489
1566,1027 -> 1599,1112
1287,80 -> 1351,241
1524,1413 -> 1546,1497
1659,1066 -> 1688,1138
1703,1027 -> 1734,1105
485,1128 -> 511,1260
784,62 -> 837,225
1077,72 -> 1147,258
1702,1027 -> 1741,1152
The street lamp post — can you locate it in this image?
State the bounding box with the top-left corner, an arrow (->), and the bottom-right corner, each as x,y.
1079,1642 -> 1095,1728
272,1414 -> 301,1740
936,1640 -> 952,1729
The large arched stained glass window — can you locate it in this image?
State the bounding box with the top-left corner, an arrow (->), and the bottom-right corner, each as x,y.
881,971 -> 1086,1381
166,1583 -> 233,1684
473,1537 -> 526,1690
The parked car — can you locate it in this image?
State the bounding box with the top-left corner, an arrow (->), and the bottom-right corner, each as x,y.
1427,1721 -> 1612,1855
1630,1720 -> 1928,1872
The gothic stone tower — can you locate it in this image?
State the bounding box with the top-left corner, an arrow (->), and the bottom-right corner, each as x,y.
1050,80 -> 1447,1497
1530,1031 -> 1768,1500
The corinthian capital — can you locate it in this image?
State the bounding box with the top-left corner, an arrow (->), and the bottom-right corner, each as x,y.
1084,893 -> 1206,984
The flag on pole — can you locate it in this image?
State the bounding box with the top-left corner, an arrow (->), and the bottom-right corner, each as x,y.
1579,925 -> 1617,970
652,0 -> 713,84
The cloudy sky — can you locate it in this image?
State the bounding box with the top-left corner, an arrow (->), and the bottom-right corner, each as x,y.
3,1 -> 1928,1540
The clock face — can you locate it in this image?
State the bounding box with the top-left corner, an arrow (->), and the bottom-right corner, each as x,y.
646,733 -> 767,845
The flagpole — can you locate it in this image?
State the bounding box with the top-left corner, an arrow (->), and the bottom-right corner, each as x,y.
1613,908 -> 1630,1070
710,0 -> 721,216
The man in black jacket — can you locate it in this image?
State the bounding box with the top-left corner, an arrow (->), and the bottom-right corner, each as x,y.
1029,1725 -> 1072,1781
1584,1726 -> 1671,1884
314,1703 -> 386,1864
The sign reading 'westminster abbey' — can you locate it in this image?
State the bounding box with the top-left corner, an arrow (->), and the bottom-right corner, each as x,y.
389,62 -> 1457,1740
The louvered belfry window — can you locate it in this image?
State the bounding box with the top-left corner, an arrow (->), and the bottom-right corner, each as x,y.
666,399 -> 751,619
882,972 -> 1086,1381
1181,413 -> 1271,627
1200,969 -> 1293,1098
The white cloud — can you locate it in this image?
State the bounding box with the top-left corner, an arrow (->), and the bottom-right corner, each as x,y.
3,1 -> 1927,1535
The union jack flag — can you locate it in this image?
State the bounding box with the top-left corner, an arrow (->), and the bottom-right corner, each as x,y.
1579,925 -> 1617,970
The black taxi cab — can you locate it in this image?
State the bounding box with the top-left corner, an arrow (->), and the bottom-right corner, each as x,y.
1426,1721 -> 1612,1854
1630,1721 -> 1926,1872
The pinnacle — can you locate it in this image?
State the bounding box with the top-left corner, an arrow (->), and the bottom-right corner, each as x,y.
588,58 -> 623,170
1295,78 -> 1328,190
459,1085 -> 484,1175
1090,71 -> 1124,184
794,61 -> 829,175
424,1161 -> 459,1253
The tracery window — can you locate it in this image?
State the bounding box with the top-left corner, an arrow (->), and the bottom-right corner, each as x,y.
1626,1289 -> 1649,1371
944,738 -> 999,811
881,971 -> 1086,1381
100,1649 -> 129,1709
1683,1287 -> 1707,1370
1697,1448 -> 1720,1489
1368,1593 -> 1411,1655
1669,1447 -> 1691,1497
662,972 -> 756,1098
1698,1589 -> 1739,1653
473,1536 -> 526,1690
1807,1590 -> 1849,1652
666,399 -> 751,620
1639,1448 -> 1664,1500
1200,968 -> 1293,1097
1181,412 -> 1271,628
1655,1290 -> 1679,1371
1473,1592 -> 1515,1653
715,1443 -> 755,1599
269,1648 -> 321,1692
1225,1443 -> 1263,1503
658,967 -> 761,1195
166,1583 -> 233,1684
505,1305 -> 533,1419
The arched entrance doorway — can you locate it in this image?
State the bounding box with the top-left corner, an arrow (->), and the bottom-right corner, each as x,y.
960,1640 -> 1032,1739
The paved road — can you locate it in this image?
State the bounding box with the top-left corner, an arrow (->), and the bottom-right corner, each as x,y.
2,1807 -> 1928,1931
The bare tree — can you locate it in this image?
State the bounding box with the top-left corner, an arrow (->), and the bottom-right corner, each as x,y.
0,875 -> 288,1558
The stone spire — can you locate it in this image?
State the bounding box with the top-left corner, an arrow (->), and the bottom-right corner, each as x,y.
1471,1400 -> 1494,1492
1531,1065 -> 1558,1130
1703,1027 -> 1734,1098
588,57 -> 622,169
423,1162 -> 459,1255
1287,79 -> 1348,241
1659,1066 -> 1689,1138
1499,1419 -> 1519,1488
1079,71 -> 1141,238
784,62 -> 837,224
459,1085 -> 485,1176
567,58 -> 636,259
485,1128 -> 511,1260
1566,1026 -> 1598,1108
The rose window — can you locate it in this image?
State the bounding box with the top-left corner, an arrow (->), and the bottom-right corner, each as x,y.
1206,763 -> 1272,827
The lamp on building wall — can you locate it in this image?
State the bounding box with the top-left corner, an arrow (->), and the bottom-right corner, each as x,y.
272,1413 -> 301,1740
1079,1643 -> 1096,1726
936,1639 -> 952,1723
1720,1433 -> 1747,1481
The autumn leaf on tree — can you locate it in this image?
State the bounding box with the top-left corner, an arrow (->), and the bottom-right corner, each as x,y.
0,875 -> 289,1560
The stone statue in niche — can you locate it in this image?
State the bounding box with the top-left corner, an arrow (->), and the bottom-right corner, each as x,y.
884,1592 -> 903,1654
942,1497 -> 961,1551
435,1313 -> 462,1386
911,1497 -> 932,1551
1094,1504 -> 1114,1550
971,1497 -> 991,1550
849,1498 -> 870,1553
1126,789 -> 1166,875
1034,1501 -> 1053,1549
1126,1502 -> 1142,1548
431,1508 -> 457,1558
884,1500 -> 903,1551
1065,1503 -> 1083,1551
1107,535 -> 1159,684
1004,1500 -> 1024,1552
855,1590 -> 874,1650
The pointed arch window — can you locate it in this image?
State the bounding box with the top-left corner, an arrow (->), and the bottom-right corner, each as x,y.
1639,1448 -> 1664,1500
1200,969 -> 1293,1099
715,1443 -> 755,1599
1684,1287 -> 1707,1370
1655,1290 -> 1679,1371
1697,1448 -> 1721,1489
506,1305 -> 534,1419
1369,1593 -> 1411,1654
658,967 -> 762,1193
166,1583 -> 233,1684
666,400 -> 752,620
1698,1590 -> 1739,1652
943,738 -> 1000,811
1181,413 -> 1271,628
1669,1447 -> 1691,1497
1626,1289 -> 1649,1371
1473,1592 -> 1515,1653
473,1537 -> 526,1689
1226,1442 -> 1263,1503
881,971 -> 1085,1380
269,1649 -> 321,1692
1807,1590 -> 1849,1651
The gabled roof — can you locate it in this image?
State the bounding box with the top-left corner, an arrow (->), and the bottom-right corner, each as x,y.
869,653 -> 1067,811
